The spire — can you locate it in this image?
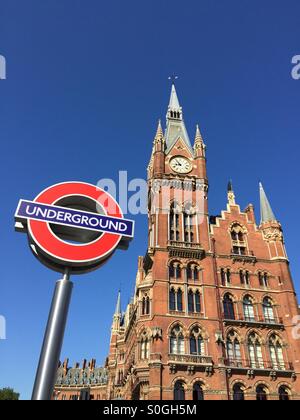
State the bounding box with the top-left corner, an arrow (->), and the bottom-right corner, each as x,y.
165,83 -> 193,154
168,83 -> 181,112
195,124 -> 204,143
154,119 -> 164,141
227,180 -> 236,205
114,290 -> 121,315
227,179 -> 233,192
259,183 -> 276,224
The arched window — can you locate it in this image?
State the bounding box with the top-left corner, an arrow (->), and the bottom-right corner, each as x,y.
169,288 -> 183,312
140,332 -> 150,360
221,269 -> 231,286
177,288 -> 183,312
195,291 -> 201,313
248,333 -> 264,369
170,202 -> 180,241
169,262 -> 181,280
233,383 -> 244,401
231,224 -> 246,255
223,294 -> 235,320
187,264 -> 199,282
259,272 -> 268,288
183,203 -> 195,243
169,288 -> 176,311
240,270 -> 250,286
142,296 -> 150,315
226,331 -> 242,367
170,325 -> 185,355
190,327 -> 205,355
256,385 -> 268,401
188,290 -> 195,313
263,297 -> 275,323
174,381 -> 185,400
269,335 -> 285,370
193,383 -> 204,401
243,295 -> 255,322
278,386 -> 290,401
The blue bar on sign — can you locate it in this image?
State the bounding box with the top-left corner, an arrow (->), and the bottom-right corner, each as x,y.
15,200 -> 134,238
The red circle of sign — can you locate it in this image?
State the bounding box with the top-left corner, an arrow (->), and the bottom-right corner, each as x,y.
28,182 -> 123,265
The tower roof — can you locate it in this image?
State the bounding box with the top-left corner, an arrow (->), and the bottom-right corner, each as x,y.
259,182 -> 276,224
168,83 -> 181,110
165,83 -> 193,154
114,290 -> 121,315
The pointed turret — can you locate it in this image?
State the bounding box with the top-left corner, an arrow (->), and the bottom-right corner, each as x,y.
114,290 -> 121,316
227,180 -> 236,205
154,119 -> 164,141
194,124 -> 206,159
165,83 -> 193,154
259,183 -> 276,224
111,290 -> 122,332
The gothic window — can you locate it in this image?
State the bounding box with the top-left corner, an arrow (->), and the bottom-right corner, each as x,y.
140,331 -> 150,360
170,202 -> 180,241
177,288 -> 183,311
269,335 -> 285,370
169,288 -> 176,311
187,263 -> 200,282
259,272 -> 269,288
169,288 -> 183,312
231,224 -> 247,255
170,325 -> 185,355
263,297 -> 275,323
232,383 -> 245,401
188,290 -> 194,312
187,290 -> 201,313
169,261 -> 181,280
169,261 -> 182,280
183,203 -> 196,243
256,385 -> 268,401
193,383 -> 204,401
240,270 -> 250,286
142,295 -> 150,315
190,326 -> 205,355
174,381 -> 185,401
223,294 -> 235,320
226,331 -> 242,367
221,268 -> 231,286
195,291 -> 201,313
248,333 -> 264,369
278,386 -> 290,401
243,295 -> 255,322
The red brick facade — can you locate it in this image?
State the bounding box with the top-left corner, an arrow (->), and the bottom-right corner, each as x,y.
55,85 -> 300,401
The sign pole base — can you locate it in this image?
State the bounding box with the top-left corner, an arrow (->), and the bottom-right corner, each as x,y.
31,270 -> 73,401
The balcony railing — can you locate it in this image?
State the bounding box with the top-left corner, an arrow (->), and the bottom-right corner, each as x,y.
223,313 -> 284,326
224,358 -> 294,372
168,241 -> 203,250
167,241 -> 205,259
169,354 -> 213,365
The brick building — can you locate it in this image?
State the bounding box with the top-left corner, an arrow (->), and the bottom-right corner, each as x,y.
55,84 -> 300,400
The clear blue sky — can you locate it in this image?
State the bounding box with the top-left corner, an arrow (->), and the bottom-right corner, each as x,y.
1,0 -> 300,399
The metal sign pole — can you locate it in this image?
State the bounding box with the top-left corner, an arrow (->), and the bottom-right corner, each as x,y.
32,270 -> 73,401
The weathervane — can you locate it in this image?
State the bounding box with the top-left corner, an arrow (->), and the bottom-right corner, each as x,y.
168,74 -> 178,85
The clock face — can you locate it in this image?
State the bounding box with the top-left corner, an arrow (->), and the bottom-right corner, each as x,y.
170,156 -> 192,174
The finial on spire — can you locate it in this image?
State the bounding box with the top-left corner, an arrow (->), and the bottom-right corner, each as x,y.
227,180 -> 236,205
155,119 -> 164,140
168,74 -> 179,85
259,182 -> 276,224
195,124 -> 204,143
114,290 -> 121,316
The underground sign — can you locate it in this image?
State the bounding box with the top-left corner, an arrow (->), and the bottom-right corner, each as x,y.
15,182 -> 135,274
